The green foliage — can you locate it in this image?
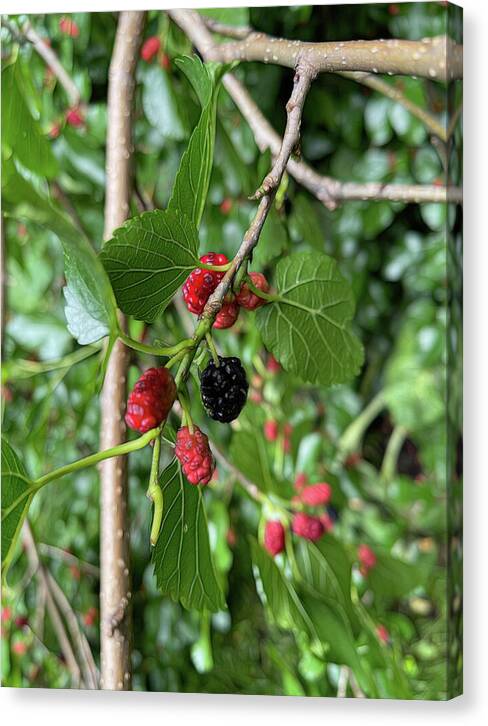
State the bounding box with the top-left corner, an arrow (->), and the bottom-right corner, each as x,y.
2,61 -> 58,178
152,460 -> 225,613
257,253 -> 364,386
1,2 -> 459,700
1,439 -> 33,574
100,209 -> 199,322
168,56 -> 229,228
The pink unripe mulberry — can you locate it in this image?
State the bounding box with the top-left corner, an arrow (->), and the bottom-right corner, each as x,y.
213,299 -> 239,329
294,472 -> 308,492
292,512 -> 324,542
141,36 -> 161,63
266,355 -> 281,373
358,544 -> 377,573
377,624 -> 390,643
59,17 -> 80,37
300,482 -> 332,507
236,272 -> 270,310
160,53 -> 171,71
175,426 -> 215,486
220,198 -> 232,215
264,420 -> 279,442
264,520 -> 286,556
66,107 -> 84,127
125,367 -> 176,433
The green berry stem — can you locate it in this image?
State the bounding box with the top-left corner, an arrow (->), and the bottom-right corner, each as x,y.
232,259 -> 248,294
2,428 -> 161,523
178,388 -> 194,434
118,330 -> 193,358
197,261 -> 232,273
243,276 -> 280,302
165,348 -> 189,369
147,434 -> 163,546
205,332 -> 220,367
2,343 -> 102,381
336,391 -> 385,464
380,424 -> 408,485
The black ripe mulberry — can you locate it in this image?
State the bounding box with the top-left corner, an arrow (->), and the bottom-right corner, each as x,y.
200,356 -> 248,423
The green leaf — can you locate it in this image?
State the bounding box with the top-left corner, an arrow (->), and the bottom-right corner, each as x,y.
257,252 -> 364,386
168,56 -> 228,228
2,158 -> 118,345
199,7 -> 250,27
175,55 -> 214,108
251,540 -> 369,690
366,551 -> 425,602
1,438 -> 34,574
250,539 -> 318,637
141,65 -> 187,140
152,459 -> 225,613
300,594 -> 368,688
384,304 -> 445,430
229,429 -> 278,494
63,231 -> 119,346
289,194 -> 326,251
1,62 -> 58,178
253,207 -> 288,267
100,209 -> 200,323
294,538 -> 360,632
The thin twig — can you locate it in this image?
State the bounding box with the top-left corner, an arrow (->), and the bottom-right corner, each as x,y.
253,63 -> 315,199
201,15 -> 252,39
22,522 -> 82,687
339,71 -> 447,141
46,571 -> 99,689
168,9 -> 462,208
38,543 -> 100,578
22,21 -> 81,106
447,103 -> 462,140
212,445 -> 265,504
337,665 -> 349,697
199,15 -> 452,143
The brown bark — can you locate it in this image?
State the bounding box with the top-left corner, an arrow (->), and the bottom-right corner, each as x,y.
168,9 -> 462,209
99,10 -> 145,691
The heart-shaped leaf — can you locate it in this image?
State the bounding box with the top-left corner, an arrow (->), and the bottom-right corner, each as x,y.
100,209 -> 200,323
2,157 -> 118,345
257,252 -> 364,386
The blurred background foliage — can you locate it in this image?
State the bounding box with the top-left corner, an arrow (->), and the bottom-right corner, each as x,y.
1,2 -> 462,699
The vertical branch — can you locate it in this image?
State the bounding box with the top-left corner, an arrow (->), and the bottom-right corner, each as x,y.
100,10 -> 145,691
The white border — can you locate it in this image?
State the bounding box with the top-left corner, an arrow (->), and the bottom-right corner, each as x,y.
2,1 -> 488,724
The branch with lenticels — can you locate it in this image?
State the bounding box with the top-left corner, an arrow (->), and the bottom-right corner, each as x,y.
170,61 -> 315,389
203,29 -> 461,82
168,9 -> 462,209
166,6 -> 463,369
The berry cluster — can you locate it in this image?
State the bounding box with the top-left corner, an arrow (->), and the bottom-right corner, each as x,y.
263,472 -> 335,557
358,543 -> 377,575
182,253 -> 269,329
140,36 -> 171,68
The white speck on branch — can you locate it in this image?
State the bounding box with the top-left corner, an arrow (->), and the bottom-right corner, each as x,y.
22,20 -> 81,107
204,29 -> 461,82
168,9 -> 462,208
